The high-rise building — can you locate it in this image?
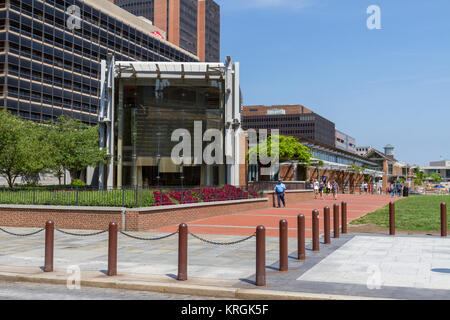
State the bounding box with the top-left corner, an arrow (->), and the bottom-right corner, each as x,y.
1,0 -> 198,124
113,0 -> 220,62
241,105 -> 336,147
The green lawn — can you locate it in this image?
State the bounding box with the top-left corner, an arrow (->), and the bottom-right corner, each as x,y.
351,195 -> 450,232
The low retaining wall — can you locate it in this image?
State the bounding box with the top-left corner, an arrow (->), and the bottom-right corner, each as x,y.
0,190 -> 314,231
0,205 -> 125,230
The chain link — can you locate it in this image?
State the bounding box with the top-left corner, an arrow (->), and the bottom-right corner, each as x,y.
119,230 -> 178,241
189,232 -> 256,246
0,227 -> 44,237
56,229 -> 108,237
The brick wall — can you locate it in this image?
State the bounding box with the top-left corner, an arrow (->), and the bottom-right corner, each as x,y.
0,206 -> 123,230
0,191 -> 314,231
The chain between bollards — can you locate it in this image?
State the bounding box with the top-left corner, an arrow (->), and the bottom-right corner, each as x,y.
107,222 -> 118,276
333,204 -> 340,239
279,219 -> 288,272
312,210 -> 320,252
256,225 -> 266,286
341,201 -> 348,234
389,202 -> 395,236
44,220 -> 54,272
297,214 -> 305,260
178,223 -> 188,281
441,203 -> 447,237
324,207 -> 331,245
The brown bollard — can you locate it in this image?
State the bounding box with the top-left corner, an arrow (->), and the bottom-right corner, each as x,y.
256,225 -> 266,286
341,201 -> 348,234
312,210 -> 320,252
297,215 -> 305,260
279,220 -> 288,271
178,223 -> 188,281
333,204 -> 340,238
389,202 -> 395,236
44,220 -> 54,272
107,222 -> 118,276
441,203 -> 447,237
324,207 -> 331,244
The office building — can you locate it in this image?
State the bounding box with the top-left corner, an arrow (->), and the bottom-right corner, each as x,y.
1,0 -> 198,124
241,104 -> 336,147
113,0 -> 220,62
335,130 -> 356,153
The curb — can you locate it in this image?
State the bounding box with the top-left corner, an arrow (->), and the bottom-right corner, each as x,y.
0,272 -> 390,300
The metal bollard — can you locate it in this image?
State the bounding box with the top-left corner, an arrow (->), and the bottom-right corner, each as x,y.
107,222 -> 118,276
312,210 -> 320,252
389,202 -> 395,236
279,219 -> 288,271
297,214 -> 305,260
178,223 -> 188,281
324,207 -> 331,244
341,202 -> 348,234
333,204 -> 340,238
256,225 -> 266,286
44,220 -> 54,272
441,203 -> 447,237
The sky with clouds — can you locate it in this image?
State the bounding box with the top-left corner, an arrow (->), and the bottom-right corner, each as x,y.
214,0 -> 450,166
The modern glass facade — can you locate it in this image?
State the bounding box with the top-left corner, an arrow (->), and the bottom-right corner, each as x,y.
1,0 -> 198,124
118,78 -> 226,187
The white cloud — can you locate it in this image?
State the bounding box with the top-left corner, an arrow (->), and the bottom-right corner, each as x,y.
218,0 -> 313,11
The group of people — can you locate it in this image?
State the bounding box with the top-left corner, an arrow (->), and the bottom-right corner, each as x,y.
312,179 -> 339,200
359,182 -> 382,195
387,182 -> 406,197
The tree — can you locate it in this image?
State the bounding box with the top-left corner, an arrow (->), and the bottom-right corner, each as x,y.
414,168 -> 427,185
47,116 -> 109,182
429,172 -> 443,184
0,110 -> 51,188
247,135 -> 312,165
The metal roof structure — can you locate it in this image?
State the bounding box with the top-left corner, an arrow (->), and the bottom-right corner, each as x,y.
115,61 -> 226,80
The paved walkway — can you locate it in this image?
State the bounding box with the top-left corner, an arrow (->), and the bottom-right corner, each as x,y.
2,194 -> 449,299
156,194 -> 397,238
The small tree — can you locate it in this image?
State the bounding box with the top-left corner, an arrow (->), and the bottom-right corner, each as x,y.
248,135 -> 312,165
48,116 -> 109,182
429,172 -> 443,184
0,110 -> 51,188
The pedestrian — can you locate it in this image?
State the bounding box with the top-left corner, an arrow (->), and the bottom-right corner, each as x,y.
274,179 -> 287,208
332,180 -> 339,200
360,182 -> 364,195
313,179 -> 320,199
319,181 -> 325,200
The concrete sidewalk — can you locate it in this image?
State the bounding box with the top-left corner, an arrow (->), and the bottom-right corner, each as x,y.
1,226 -> 450,299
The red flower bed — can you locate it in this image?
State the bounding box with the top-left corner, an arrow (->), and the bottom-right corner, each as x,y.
153,186 -> 259,207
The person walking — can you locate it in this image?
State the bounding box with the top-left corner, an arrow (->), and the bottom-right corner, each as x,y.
332,180 -> 339,200
319,181 -> 325,200
313,179 -> 320,199
274,179 -> 287,208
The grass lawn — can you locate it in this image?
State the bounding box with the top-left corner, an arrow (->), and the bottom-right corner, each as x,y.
351,195 -> 450,232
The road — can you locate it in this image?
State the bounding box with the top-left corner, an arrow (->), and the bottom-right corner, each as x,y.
0,281 -> 233,300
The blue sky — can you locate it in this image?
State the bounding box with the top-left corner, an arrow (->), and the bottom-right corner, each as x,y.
215,0 -> 450,166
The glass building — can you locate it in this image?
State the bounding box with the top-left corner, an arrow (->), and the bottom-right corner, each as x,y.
97,59 -> 244,189
0,0 -> 198,124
